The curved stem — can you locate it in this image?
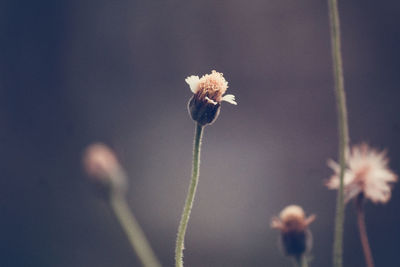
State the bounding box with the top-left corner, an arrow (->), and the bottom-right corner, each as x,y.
111,192 -> 161,267
327,0 -> 350,266
175,123 -> 204,267
355,196 -> 375,267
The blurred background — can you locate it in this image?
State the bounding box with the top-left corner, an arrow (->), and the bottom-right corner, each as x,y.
1,0 -> 400,266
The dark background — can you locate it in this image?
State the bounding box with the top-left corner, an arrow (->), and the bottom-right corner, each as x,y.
1,0 -> 400,266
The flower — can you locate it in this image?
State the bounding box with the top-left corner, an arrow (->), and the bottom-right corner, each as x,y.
326,144 -> 397,204
271,205 -> 315,260
186,70 -> 237,126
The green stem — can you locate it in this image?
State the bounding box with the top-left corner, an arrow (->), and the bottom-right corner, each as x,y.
355,196 -> 375,267
295,255 -> 309,267
175,123 -> 204,267
110,191 -> 161,267
327,0 -> 350,267
301,256 -> 309,267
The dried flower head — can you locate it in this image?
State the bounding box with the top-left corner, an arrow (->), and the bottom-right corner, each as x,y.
271,205 -> 315,259
326,144 -> 397,204
186,70 -> 237,126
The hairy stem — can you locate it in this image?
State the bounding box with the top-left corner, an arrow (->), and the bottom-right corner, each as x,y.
327,0 -> 350,266
355,196 -> 375,267
111,191 -> 161,267
175,123 -> 204,267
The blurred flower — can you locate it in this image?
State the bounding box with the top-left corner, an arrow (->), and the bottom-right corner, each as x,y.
186,70 -> 236,126
83,143 -> 119,178
83,143 -> 160,267
326,144 -> 397,204
271,205 -> 315,260
83,143 -> 127,190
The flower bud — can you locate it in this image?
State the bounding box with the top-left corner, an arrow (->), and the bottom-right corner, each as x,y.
271,205 -> 315,261
188,95 -> 221,126
83,143 -> 127,192
185,70 -> 237,126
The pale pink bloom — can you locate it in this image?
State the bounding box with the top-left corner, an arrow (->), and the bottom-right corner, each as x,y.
326,144 -> 397,204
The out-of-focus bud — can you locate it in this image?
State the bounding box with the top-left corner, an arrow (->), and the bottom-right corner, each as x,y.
83,143 -> 127,192
271,205 -> 315,261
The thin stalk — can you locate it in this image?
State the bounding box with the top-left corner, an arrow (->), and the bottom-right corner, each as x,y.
110,191 -> 161,267
175,123 -> 204,267
355,196 -> 375,267
327,0 -> 350,266
295,255 -> 309,267
301,256 -> 309,267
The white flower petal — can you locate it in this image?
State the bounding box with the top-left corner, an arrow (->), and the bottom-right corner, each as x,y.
222,94 -> 237,105
185,75 -> 200,93
327,159 -> 340,173
205,96 -> 217,105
